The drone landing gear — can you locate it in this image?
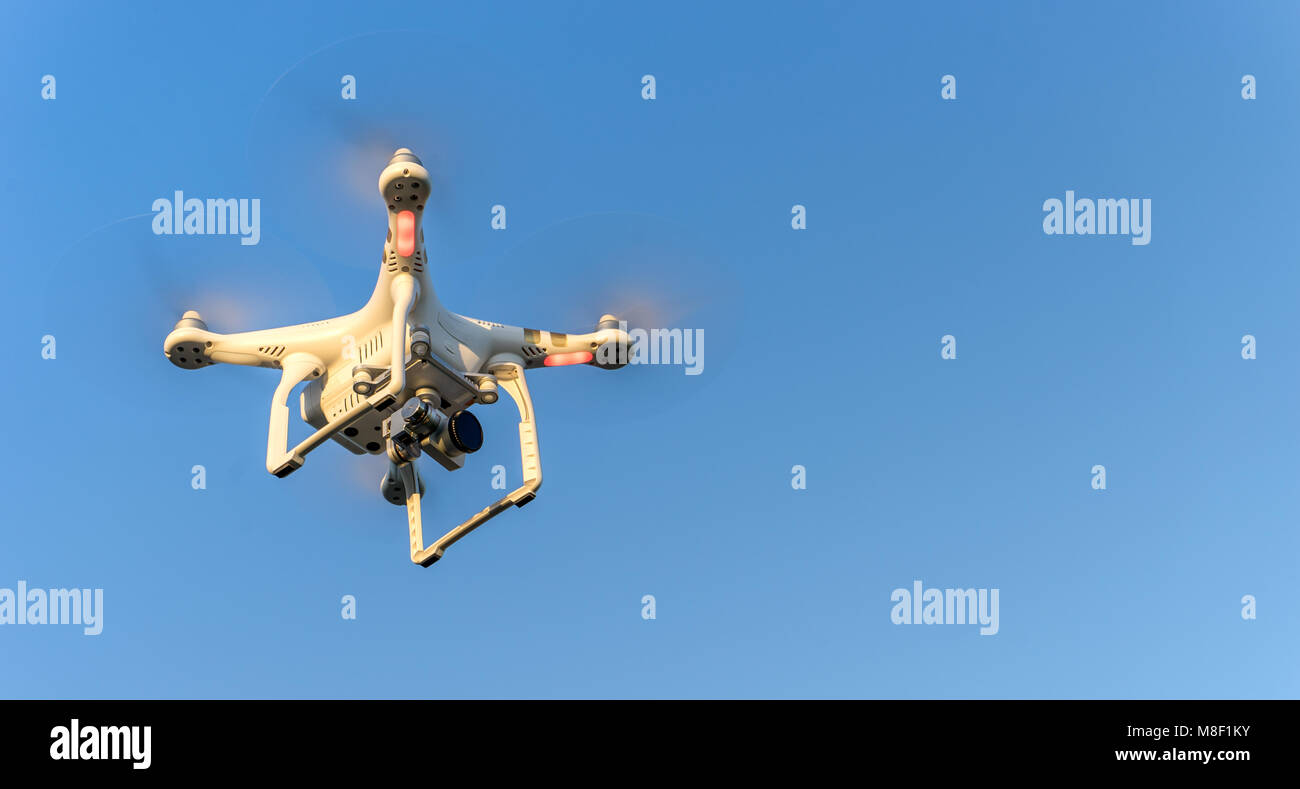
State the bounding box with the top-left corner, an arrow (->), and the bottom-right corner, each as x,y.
389,361 -> 542,566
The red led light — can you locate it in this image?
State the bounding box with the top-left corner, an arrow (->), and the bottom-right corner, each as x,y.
543,351 -> 593,367
397,210 -> 416,257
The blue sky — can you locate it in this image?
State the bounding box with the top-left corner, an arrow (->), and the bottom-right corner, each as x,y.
1,1 -> 1297,697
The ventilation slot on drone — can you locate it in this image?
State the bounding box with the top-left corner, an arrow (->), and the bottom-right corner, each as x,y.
259,346 -> 285,358
333,392 -> 359,419
358,330 -> 384,363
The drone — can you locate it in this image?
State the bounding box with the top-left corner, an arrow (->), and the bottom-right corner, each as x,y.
163,149 -> 632,566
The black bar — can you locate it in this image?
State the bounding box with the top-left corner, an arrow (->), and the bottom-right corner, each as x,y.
0,700 -> 1284,776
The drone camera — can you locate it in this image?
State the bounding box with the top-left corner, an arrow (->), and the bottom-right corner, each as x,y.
444,411 -> 484,453
426,412 -> 484,472
421,408 -> 483,461
384,396 -> 483,473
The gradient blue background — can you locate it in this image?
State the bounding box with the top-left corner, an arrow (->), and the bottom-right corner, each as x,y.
1,1 -> 1296,698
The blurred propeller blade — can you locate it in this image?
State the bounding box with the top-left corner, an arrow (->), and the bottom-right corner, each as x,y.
45,215 -> 341,360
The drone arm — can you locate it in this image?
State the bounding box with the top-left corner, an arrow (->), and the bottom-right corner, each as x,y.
460,311 -> 631,371
407,360 -> 541,566
271,275 -> 419,477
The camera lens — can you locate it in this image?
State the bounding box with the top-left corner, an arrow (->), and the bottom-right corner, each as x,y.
447,410 -> 483,453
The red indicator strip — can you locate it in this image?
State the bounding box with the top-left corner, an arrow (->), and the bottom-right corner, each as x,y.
397,210 -> 416,256
544,351 -> 593,367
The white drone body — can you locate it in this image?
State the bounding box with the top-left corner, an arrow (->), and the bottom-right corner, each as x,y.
163,149 -> 631,566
